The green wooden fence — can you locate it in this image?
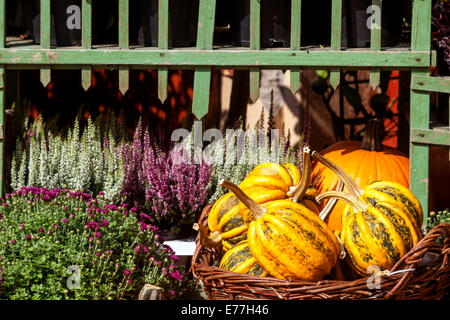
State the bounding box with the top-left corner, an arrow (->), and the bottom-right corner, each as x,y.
0,0 -> 449,227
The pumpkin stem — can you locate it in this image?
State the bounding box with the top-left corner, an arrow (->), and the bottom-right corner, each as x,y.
315,190 -> 369,212
193,223 -> 223,249
220,179 -> 267,218
361,119 -> 384,151
287,146 -> 312,202
318,178 -> 345,221
311,151 -> 363,198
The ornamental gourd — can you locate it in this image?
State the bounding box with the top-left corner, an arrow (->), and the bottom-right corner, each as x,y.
312,151 -> 423,230
219,240 -> 268,277
311,119 -> 411,231
316,190 -> 422,276
207,148 -> 319,251
220,179 -> 340,281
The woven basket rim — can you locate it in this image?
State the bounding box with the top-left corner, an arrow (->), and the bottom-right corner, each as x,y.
191,204 -> 450,300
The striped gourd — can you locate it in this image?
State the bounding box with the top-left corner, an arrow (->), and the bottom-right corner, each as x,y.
219,240 -> 268,277
316,190 -> 422,276
207,148 -> 319,251
220,179 -> 340,281
313,152 -> 423,229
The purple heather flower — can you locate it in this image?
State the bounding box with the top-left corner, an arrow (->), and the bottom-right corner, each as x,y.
94,232 -> 102,238
139,213 -> 151,221
170,254 -> 179,262
25,235 -> 31,240
41,195 -> 51,202
123,269 -> 131,277
95,252 -> 101,257
101,219 -> 110,227
19,222 -> 25,230
10,239 -> 16,244
38,228 -> 44,233
61,218 -> 68,224
170,290 -> 176,296
126,279 -> 132,284
169,270 -> 183,281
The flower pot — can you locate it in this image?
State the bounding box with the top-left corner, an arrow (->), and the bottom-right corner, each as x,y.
342,0 -> 404,48
138,0 -> 199,47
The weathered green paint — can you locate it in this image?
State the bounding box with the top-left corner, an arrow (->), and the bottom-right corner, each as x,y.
330,0 -> 342,89
410,0 -> 432,226
249,0 -> 261,102
40,0 -> 51,86
290,0 -> 302,93
0,0 -> 5,49
411,75 -> 450,94
158,0 -> 169,102
369,0 -> 382,89
192,0 -> 216,119
0,66 -> 4,195
0,49 -> 431,68
411,128 -> 450,146
82,0 -> 92,90
119,0 -> 129,94
193,67 -> 211,119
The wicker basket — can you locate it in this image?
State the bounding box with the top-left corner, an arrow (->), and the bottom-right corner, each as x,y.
191,205 -> 450,300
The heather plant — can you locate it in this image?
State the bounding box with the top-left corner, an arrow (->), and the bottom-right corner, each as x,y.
205,113 -> 304,204
0,187 -> 195,300
11,117 -> 125,202
122,122 -> 212,232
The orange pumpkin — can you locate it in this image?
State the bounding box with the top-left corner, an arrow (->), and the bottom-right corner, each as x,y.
312,119 -> 410,232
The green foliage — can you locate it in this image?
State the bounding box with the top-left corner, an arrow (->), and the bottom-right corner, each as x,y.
0,188 -> 195,300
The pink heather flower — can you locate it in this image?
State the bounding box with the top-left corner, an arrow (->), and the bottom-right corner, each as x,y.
10,239 -> 16,244
134,247 -> 140,254
2,203 -> 8,207
5,193 -> 10,198
47,230 -> 52,234
126,279 -> 132,284
169,270 -> 183,281
61,218 -> 68,224
123,269 -> 132,277
150,225 -> 158,232
38,228 -> 44,233
89,237 -> 94,242
170,254 -> 179,262
95,252 -> 101,257
138,221 -> 147,231
69,213 -> 75,218
130,208 -> 137,213
170,290 -> 176,296
162,267 -> 168,275
143,246 -> 149,253
94,232 -> 102,238
19,222 -> 25,230
101,219 -> 110,227
106,250 -> 113,255
53,224 -> 58,230
25,235 -> 31,240
139,213 -> 151,221
62,206 -> 67,210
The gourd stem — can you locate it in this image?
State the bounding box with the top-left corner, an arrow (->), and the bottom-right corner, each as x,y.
361,119 -> 383,151
318,178 -> 344,221
312,151 -> 363,198
316,190 -> 369,212
220,180 -> 267,218
287,146 -> 312,202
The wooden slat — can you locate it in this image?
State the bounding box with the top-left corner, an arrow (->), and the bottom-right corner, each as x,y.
40,0 -> 51,87
411,75 -> 450,94
369,0 -> 382,89
118,0 -> 129,94
410,0 -> 432,224
329,0 -> 343,89
249,0 -> 261,102
0,0 -> 5,49
192,0 -> 216,119
290,0 -> 302,93
81,0 -> 92,90
158,0 -> 169,103
411,128 -> 450,146
0,49 -> 431,68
